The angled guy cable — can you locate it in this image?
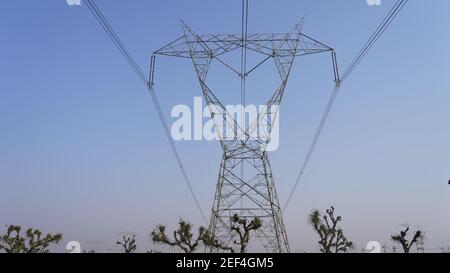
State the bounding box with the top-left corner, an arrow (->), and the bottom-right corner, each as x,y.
284,0 -> 409,211
84,0 -> 208,224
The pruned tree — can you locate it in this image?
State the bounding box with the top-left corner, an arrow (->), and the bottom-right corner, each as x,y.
0,225 -> 62,253
308,206 -> 353,253
230,214 -> 262,253
151,219 -> 206,253
391,224 -> 424,253
116,235 -> 137,253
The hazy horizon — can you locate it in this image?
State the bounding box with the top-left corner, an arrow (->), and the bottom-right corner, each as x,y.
1,0 -> 449,253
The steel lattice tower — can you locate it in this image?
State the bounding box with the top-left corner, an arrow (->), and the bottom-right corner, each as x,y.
152,3 -> 338,253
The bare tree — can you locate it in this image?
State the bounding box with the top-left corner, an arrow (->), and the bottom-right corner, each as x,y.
116,235 -> 137,253
308,206 -> 353,253
151,219 -> 206,253
391,224 -> 424,253
230,214 -> 262,253
0,225 -> 62,253
202,230 -> 234,253
203,214 -> 262,253
151,215 -> 261,253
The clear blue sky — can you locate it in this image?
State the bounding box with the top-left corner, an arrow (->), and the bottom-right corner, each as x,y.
1,0 -> 449,252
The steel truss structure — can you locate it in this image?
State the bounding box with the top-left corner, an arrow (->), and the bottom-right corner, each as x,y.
152,14 -> 339,253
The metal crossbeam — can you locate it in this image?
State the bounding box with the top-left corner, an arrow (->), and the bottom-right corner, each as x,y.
153,12 -> 337,253
154,33 -> 332,59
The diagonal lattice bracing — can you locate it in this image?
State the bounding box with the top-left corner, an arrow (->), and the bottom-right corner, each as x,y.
153,17 -> 337,253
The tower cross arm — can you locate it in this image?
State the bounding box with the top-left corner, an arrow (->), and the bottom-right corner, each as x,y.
153,33 -> 334,59
153,36 -> 193,58
294,33 -> 334,57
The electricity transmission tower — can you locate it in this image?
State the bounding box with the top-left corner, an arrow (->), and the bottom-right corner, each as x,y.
152,3 -> 338,253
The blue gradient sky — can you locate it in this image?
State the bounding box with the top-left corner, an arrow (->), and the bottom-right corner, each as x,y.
1,0 -> 449,252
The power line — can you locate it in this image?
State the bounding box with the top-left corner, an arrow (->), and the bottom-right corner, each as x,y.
84,0 -> 208,224
85,0 -> 146,83
340,0 -> 409,83
284,85 -> 340,211
283,0 -> 409,211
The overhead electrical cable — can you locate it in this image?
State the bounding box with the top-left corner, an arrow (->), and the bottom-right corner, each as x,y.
340,0 -> 409,83
84,0 -> 208,224
284,0 -> 409,211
